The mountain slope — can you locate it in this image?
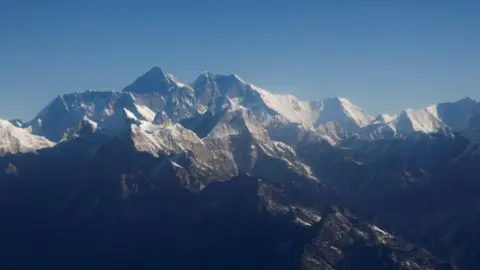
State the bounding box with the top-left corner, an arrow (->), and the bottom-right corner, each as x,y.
436,97 -> 480,131
392,106 -> 447,133
192,72 -> 374,130
123,67 -> 199,121
123,67 -> 189,95
364,97 -> 480,137
25,90 -> 165,141
296,131 -> 480,268
0,119 -> 54,155
311,97 -> 374,128
182,104 -> 321,186
372,113 -> 397,124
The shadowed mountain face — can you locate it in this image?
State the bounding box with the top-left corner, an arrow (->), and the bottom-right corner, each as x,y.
0,132 -> 324,269
295,133 -> 480,269
0,132 -> 452,270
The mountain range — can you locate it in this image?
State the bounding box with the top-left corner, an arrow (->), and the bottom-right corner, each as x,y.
0,67 -> 479,269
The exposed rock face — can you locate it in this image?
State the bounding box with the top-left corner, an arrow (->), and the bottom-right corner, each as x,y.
299,206 -> 447,270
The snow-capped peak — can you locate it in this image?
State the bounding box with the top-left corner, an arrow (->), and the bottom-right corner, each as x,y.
391,106 -> 446,133
123,66 -> 189,94
363,97 -> 480,138
305,97 -> 374,133
316,97 -> 374,128
0,119 -> 55,155
193,71 -> 213,83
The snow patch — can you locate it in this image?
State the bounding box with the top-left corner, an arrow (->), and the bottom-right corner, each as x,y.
123,108 -> 138,121
371,225 -> 395,244
134,104 -> 156,122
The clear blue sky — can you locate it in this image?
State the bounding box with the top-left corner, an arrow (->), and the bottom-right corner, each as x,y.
0,0 -> 479,120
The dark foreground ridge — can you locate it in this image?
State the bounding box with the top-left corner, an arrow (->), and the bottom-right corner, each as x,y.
0,133 -> 456,270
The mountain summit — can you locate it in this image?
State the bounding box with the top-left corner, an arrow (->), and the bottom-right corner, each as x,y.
123,66 -> 189,94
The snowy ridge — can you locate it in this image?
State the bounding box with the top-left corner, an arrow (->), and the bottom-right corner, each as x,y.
193,72 -> 374,131
249,85 -> 315,126
372,113 -> 397,124
17,67 -> 480,147
234,82 -> 374,130
364,105 -> 445,137
394,106 -> 446,133
123,67 -> 190,94
0,119 -> 55,155
364,97 -> 480,138
26,90 -> 175,141
326,97 -> 374,127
